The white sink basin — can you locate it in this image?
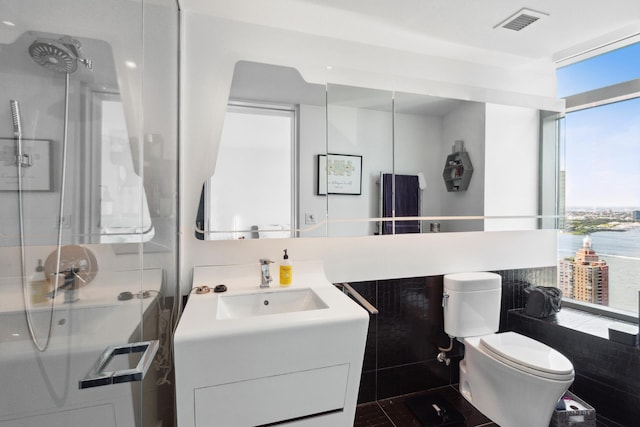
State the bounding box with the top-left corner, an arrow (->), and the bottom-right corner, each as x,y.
216,288 -> 328,320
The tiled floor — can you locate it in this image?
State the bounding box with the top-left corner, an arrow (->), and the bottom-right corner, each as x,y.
354,386 -> 497,427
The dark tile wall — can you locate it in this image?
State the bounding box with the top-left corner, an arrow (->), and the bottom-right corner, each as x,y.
350,267 -> 639,426
508,312 -> 639,426
493,266 -> 558,331
496,267 -> 640,427
350,276 -> 460,403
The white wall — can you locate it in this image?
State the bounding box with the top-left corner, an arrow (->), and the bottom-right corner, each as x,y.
484,104 -> 541,231
185,230 -> 558,286
179,11 -> 563,294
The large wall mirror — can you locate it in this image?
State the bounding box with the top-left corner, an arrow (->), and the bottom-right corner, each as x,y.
198,61 -> 327,240
197,60 -> 560,240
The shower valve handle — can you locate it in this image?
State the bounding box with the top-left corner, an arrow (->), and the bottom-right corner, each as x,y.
16,153 -> 32,168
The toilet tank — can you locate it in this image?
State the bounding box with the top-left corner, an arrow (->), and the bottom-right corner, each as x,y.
443,272 -> 501,338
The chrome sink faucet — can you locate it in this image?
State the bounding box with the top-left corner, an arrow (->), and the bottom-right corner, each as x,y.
47,267 -> 85,303
259,258 -> 274,288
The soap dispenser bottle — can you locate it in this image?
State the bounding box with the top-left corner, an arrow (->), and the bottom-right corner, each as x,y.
279,249 -> 292,287
30,259 -> 50,304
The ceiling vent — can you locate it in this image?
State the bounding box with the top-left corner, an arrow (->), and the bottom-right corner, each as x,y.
495,8 -> 549,31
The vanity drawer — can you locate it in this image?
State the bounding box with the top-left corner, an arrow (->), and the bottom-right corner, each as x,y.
195,363 -> 349,426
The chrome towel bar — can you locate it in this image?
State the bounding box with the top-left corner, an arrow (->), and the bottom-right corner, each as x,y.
336,283 -> 378,315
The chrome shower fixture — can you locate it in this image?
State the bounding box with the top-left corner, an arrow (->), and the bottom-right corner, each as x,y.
28,36 -> 92,73
9,100 -> 30,168
18,34 -> 93,352
9,99 -> 22,138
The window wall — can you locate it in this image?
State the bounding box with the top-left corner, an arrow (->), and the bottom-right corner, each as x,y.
557,41 -> 640,315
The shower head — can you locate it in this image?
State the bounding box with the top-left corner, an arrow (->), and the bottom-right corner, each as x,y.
29,39 -> 78,73
28,36 -> 92,73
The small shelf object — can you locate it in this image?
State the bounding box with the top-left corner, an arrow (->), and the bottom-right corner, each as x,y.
442,140 -> 473,192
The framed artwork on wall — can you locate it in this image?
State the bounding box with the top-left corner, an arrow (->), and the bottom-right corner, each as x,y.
317,153 -> 362,195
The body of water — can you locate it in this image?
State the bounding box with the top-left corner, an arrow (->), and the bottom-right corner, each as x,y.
559,229 -> 640,314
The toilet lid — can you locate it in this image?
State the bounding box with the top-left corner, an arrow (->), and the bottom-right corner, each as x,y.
480,332 -> 574,381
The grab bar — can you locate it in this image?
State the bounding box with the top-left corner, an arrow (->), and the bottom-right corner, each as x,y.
336,283 -> 378,315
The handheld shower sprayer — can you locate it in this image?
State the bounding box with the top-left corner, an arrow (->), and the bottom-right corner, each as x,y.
9,100 -> 31,168
10,100 -> 22,139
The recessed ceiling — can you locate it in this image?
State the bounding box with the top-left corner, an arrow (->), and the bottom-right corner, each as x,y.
185,0 -> 640,67
292,0 -> 640,59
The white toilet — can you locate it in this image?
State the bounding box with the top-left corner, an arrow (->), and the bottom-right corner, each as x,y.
443,272 -> 574,427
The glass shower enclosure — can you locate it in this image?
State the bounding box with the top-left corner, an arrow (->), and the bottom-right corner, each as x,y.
0,1 -> 179,426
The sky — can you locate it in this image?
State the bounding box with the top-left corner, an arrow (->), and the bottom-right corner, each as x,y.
557,42 -> 640,208
557,42 -> 640,97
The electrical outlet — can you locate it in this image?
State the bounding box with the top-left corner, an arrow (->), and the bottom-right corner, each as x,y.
305,213 -> 317,224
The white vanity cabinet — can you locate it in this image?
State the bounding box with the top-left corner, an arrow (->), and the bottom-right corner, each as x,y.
174,260 -> 369,426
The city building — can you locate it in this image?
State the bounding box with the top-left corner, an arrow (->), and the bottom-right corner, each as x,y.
558,170 -> 566,230
558,256 -> 574,298
559,236 -> 609,305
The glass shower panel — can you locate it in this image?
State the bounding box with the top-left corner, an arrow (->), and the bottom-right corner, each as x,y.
141,2 -> 180,421
0,1 -> 179,427
326,84 -> 393,237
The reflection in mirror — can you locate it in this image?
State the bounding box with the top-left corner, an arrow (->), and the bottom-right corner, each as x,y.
93,91 -> 153,243
196,61 -> 560,240
0,31 -> 153,245
206,102 -> 295,239
484,103 -> 557,232
393,92 -> 485,233
198,61 -> 326,240
326,84 -> 393,237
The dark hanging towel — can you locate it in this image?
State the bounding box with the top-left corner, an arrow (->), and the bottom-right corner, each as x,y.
382,173 -> 393,234
382,173 -> 420,234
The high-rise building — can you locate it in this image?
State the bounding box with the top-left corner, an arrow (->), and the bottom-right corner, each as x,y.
558,257 -> 574,298
558,236 -> 609,305
558,170 -> 566,230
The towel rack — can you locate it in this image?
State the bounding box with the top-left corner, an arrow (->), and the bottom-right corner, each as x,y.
335,283 -> 378,315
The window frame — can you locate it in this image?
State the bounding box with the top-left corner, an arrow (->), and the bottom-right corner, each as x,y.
557,73 -> 640,322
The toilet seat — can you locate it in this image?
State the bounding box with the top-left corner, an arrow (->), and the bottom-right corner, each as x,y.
479,332 -> 574,381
